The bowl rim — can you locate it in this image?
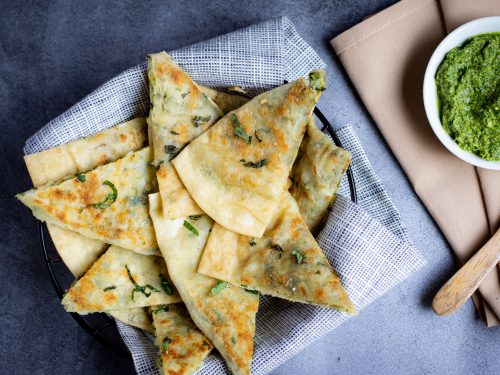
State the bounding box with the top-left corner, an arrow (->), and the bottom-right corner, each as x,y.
422,16 -> 500,170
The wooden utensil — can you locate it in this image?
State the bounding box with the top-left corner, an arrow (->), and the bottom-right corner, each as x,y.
433,228 -> 500,316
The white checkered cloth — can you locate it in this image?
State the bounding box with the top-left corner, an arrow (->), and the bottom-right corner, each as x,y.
24,17 -> 426,375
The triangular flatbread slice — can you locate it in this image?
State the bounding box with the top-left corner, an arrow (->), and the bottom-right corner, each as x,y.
290,118 -> 351,233
112,307 -> 154,333
17,147 -> 159,254
198,193 -> 355,314
152,304 -> 213,375
149,193 -> 259,375
199,86 -> 250,114
62,246 -> 181,313
172,71 -> 326,237
23,119 -> 159,331
147,51 -> 223,219
24,117 -> 147,188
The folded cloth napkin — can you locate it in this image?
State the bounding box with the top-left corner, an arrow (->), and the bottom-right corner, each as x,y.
24,17 -> 426,374
331,0 -> 500,327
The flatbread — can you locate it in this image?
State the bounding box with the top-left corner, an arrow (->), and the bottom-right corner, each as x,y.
198,193 -> 355,314
149,193 -> 259,375
62,246 -> 181,313
45,224 -> 109,277
111,307 -> 154,333
24,119 -> 148,275
290,119 -> 351,233
152,304 -> 213,374
23,119 -> 155,330
24,118 -> 147,187
147,51 -> 223,219
18,147 -> 159,254
172,71 -> 326,237
199,86 -> 250,114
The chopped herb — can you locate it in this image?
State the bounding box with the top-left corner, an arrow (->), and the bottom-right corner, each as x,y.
170,130 -> 179,135
151,160 -> 164,170
162,337 -> 171,352
125,264 -> 160,301
316,270 -> 321,275
103,285 -> 116,292
241,284 -> 259,295
181,91 -> 190,99
75,172 -> 86,182
159,274 -> 174,295
202,340 -> 211,347
156,355 -> 163,369
183,220 -> 199,236
161,93 -> 167,111
193,115 -> 211,128
229,113 -> 252,144
249,239 -> 256,246
164,144 -> 178,155
254,130 -> 263,142
309,71 -> 326,91
188,215 -> 201,220
271,244 -> 283,252
175,87 -> 181,91
231,336 -> 237,344
241,159 -> 267,168
153,306 -> 169,314
292,250 -> 305,264
209,281 -> 228,296
88,180 -> 118,209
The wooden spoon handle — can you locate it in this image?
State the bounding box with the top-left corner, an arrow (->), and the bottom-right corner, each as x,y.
433,229 -> 500,316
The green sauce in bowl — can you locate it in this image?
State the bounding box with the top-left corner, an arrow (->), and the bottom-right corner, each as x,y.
435,33 -> 499,161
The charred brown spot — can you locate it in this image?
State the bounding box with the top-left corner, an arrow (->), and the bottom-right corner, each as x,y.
290,217 -> 301,229
51,189 -> 64,199
56,212 -> 66,222
77,173 -> 100,205
314,287 -> 326,301
276,274 -> 287,285
103,292 -> 118,305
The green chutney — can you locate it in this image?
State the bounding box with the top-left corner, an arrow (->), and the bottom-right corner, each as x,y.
435,33 -> 499,161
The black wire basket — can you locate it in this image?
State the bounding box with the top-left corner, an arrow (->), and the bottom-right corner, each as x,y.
39,106 -> 357,359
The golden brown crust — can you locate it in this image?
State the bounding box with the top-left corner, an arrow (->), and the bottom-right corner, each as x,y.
62,246 -> 181,314
290,119 -> 352,233
17,148 -> 159,254
147,51 -> 223,219
152,304 -> 213,374
198,193 -> 355,314
149,193 -> 259,375
172,73 -> 326,238
24,118 -> 147,188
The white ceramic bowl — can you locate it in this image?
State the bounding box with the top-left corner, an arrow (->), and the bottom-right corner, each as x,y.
423,17 -> 500,170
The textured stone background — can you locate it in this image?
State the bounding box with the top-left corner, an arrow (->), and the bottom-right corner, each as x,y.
0,1 -> 498,374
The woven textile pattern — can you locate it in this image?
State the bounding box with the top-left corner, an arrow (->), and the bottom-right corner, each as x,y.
23,17 -> 426,375
24,17 -> 324,155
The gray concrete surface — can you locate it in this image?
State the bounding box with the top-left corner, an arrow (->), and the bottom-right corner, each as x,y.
1,1 -> 498,374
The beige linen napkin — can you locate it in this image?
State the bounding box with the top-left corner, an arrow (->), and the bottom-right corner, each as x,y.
331,0 -> 500,326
